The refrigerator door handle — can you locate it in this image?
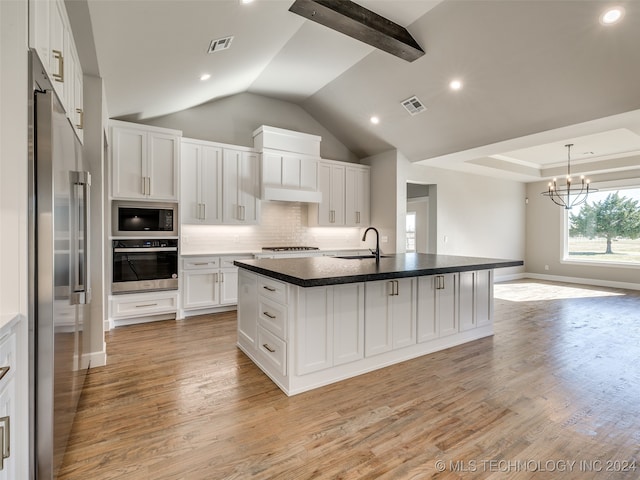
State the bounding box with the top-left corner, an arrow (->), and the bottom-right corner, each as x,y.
70,171 -> 91,305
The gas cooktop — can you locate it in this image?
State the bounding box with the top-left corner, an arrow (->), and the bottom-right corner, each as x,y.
262,246 -> 319,252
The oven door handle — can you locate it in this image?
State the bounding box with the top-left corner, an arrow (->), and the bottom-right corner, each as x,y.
113,247 -> 178,253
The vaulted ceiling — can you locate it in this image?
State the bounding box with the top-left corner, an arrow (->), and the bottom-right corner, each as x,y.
78,0 -> 640,183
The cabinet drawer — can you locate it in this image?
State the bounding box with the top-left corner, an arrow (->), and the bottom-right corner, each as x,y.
111,292 -> 178,318
183,256 -> 220,270
257,276 -> 288,304
258,297 -> 287,340
258,326 -> 287,376
0,330 -> 16,382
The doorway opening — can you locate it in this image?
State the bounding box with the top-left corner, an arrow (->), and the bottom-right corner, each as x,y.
406,182 -> 437,253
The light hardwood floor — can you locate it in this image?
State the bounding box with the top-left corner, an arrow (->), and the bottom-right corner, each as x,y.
59,280 -> 640,479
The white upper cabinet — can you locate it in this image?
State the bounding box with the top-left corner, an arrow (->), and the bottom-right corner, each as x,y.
29,0 -> 84,142
181,139 -> 223,224
345,165 -> 370,227
222,148 -> 260,224
110,121 -> 181,201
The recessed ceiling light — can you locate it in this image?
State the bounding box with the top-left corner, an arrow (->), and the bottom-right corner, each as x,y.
200,74 -> 211,81
370,116 -> 380,125
449,79 -> 463,91
240,0 -> 255,4
600,6 -> 625,25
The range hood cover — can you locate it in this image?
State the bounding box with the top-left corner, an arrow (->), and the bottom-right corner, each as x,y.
262,186 -> 322,203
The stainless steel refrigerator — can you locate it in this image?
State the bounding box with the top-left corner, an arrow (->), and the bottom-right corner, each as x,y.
29,61 -> 92,478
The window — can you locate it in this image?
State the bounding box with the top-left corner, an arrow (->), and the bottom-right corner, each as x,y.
565,186 -> 640,266
406,212 -> 416,252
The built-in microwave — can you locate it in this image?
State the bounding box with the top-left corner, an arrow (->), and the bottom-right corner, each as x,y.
112,201 -> 178,237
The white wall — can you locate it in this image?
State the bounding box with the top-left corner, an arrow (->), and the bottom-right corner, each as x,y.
128,92 -> 360,163
1,0 -> 30,477
362,150 -> 401,253
526,170 -> 640,288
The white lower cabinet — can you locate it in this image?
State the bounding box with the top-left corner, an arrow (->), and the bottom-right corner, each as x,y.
459,270 -> 493,331
181,255 -> 251,313
417,273 -> 458,342
0,321 -> 18,480
295,283 -> 364,375
364,278 -> 416,357
237,269 -> 258,348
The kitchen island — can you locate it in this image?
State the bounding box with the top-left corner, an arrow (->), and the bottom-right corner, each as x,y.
234,253 -> 523,395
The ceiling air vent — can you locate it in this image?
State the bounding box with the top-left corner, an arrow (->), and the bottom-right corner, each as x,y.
401,96 -> 426,115
208,36 -> 234,53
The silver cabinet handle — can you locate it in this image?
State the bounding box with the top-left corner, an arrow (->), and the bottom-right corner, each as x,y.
52,49 -> 64,82
142,177 -> 146,195
356,211 -> 361,224
0,367 -> 8,382
76,108 -> 84,129
135,303 -> 158,308
219,272 -> 224,283
214,272 -> 219,283
262,343 -> 276,353
202,203 -> 206,220
0,416 -> 9,470
146,176 -> 151,195
263,311 -> 276,319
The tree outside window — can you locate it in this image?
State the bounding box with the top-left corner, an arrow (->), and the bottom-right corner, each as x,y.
567,188 -> 640,265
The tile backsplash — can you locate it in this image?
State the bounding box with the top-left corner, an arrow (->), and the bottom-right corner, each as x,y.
181,202 -> 365,254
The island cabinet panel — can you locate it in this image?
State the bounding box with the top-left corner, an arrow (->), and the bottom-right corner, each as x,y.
237,269 -> 258,348
364,278 -> 416,357
417,273 -> 457,342
333,284 -> 365,366
295,283 -> 365,375
296,287 -> 333,375
459,270 -> 493,331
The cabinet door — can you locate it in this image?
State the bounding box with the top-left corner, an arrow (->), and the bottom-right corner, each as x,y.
49,0 -> 66,106
364,280 -> 393,357
459,271 -> 475,331
182,270 -> 219,309
356,167 -> 370,226
201,145 -> 223,223
147,132 -> 179,201
330,164 -> 345,225
476,270 -> 493,327
111,127 -> 146,199
297,286 -> 332,375
29,0 -> 51,73
345,167 -> 366,226
392,278 -> 416,349
239,151 -> 259,224
222,149 -> 241,223
333,283 -> 364,366
316,163 -> 332,225
180,142 -> 201,223
438,273 -> 458,337
417,276 -> 438,342
72,46 -> 83,143
0,378 -> 16,480
237,270 -> 258,348
219,267 -> 238,305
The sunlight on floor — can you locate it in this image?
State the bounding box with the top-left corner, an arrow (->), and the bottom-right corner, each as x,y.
494,281 -> 625,302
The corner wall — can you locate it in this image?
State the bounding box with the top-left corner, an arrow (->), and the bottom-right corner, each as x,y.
126,92 -> 359,163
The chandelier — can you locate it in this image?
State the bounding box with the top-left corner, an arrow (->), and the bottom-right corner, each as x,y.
541,144 -> 597,209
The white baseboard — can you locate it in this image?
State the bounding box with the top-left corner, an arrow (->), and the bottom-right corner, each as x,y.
84,348 -> 107,368
495,270 -> 640,291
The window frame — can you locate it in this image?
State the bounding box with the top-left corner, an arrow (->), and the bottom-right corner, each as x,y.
561,178 -> 640,269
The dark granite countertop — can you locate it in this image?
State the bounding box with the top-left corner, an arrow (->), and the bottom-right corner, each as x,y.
234,253 -> 524,287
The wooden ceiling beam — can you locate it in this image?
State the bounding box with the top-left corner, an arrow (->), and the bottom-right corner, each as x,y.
289,0 -> 425,62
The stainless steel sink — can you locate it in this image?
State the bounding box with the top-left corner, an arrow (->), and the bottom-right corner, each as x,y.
335,255 -> 392,260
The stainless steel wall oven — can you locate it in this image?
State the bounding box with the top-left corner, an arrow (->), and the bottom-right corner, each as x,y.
112,239 -> 178,293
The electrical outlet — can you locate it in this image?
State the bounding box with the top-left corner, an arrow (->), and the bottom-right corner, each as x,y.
381,236 -> 388,243
544,264 -> 549,270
